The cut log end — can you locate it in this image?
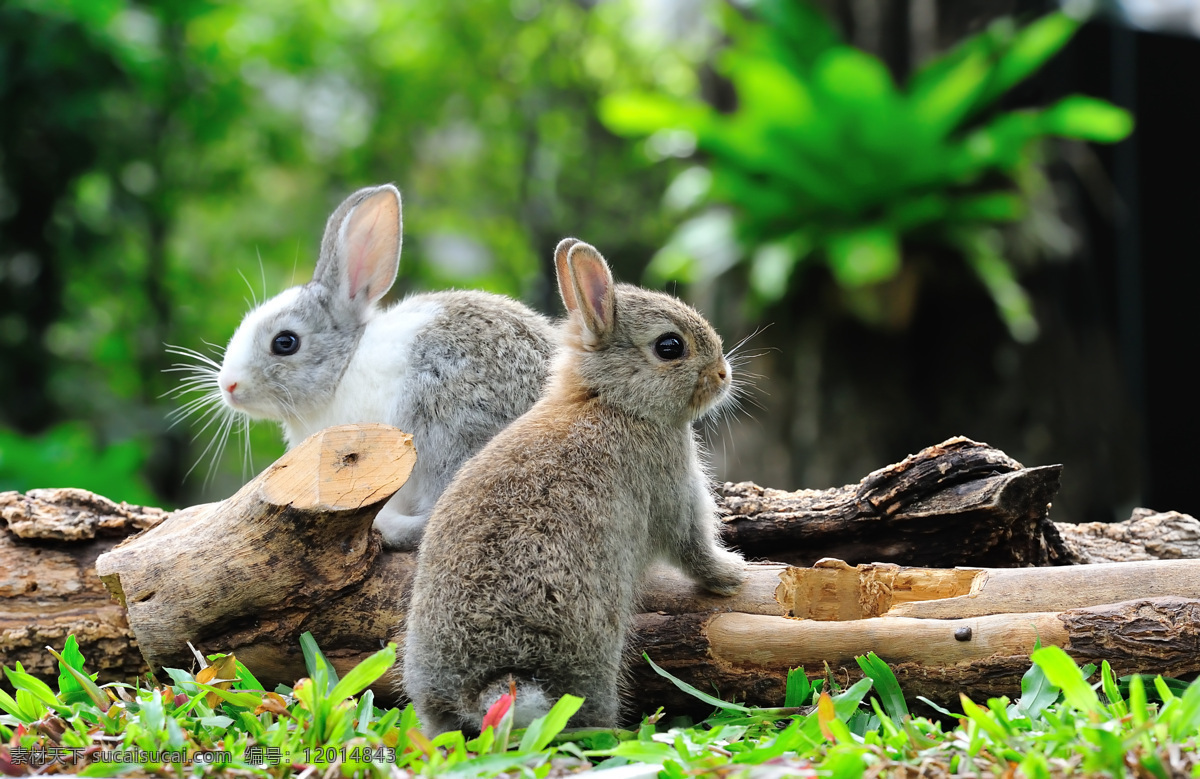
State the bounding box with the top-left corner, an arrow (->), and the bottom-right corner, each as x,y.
261,424 -> 416,512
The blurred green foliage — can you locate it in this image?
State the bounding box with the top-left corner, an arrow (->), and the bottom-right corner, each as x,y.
0,424 -> 158,504
600,2 -> 1133,341
0,0 -> 696,505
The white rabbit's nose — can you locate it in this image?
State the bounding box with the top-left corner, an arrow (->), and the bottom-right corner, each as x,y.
217,368 -> 239,397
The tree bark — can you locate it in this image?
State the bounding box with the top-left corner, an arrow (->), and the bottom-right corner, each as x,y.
3,429 -> 1198,717
718,436 -> 1071,567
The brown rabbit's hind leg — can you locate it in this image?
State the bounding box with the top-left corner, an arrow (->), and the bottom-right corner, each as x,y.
556,666 -> 621,729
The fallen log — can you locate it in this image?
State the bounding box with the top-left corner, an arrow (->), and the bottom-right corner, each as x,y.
719,436 -> 1070,567
0,491 -> 164,680
1058,507 -> 1200,563
4,427 -> 1199,717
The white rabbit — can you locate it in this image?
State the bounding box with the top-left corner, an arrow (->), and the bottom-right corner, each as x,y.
177,184 -> 556,549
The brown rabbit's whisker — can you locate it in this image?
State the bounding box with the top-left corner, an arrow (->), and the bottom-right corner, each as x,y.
726,350 -> 773,366
723,325 -> 772,361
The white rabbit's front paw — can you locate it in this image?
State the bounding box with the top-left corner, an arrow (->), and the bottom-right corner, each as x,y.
373,508 -> 428,551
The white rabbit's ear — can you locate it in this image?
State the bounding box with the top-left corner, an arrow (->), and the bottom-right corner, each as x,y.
315,185 -> 402,308
553,237 -> 582,312
566,243 -> 615,341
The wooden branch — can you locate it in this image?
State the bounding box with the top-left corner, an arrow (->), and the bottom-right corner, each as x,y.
630,597 -> 1200,717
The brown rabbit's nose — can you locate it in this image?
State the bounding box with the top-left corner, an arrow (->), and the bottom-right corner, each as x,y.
717,368 -> 727,381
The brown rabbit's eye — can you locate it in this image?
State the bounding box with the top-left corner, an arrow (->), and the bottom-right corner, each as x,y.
272,331 -> 301,356
654,333 -> 685,361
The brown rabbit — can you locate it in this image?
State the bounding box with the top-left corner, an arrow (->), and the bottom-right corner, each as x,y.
402,238 -> 746,734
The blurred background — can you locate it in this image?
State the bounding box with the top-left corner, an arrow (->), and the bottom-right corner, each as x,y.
0,0 -> 1196,525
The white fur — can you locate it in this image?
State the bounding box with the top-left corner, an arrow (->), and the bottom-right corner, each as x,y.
280,296 -> 441,445
218,289 -> 305,420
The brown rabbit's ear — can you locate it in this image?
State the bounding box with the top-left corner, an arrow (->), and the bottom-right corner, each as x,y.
567,243 -> 615,340
315,184 -> 402,308
554,237 -> 583,312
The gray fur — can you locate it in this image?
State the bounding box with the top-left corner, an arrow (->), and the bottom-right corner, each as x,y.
217,185 -> 556,549
402,239 -> 746,735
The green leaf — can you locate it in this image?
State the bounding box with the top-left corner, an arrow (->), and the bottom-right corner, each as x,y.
1100,661 -> 1126,717
327,643 -> 396,705
55,635 -> 86,698
140,689 -> 165,734
1017,652 -> 1060,720
799,678 -> 874,741
984,13 -> 1080,107
950,192 -> 1025,223
46,645 -> 109,711
724,53 -> 815,124
915,696 -> 956,717
855,653 -> 908,719
909,48 -> 992,134
0,685 -> 35,723
960,695 -> 1010,743
441,753 -> 549,778
1169,674 -> 1200,740
813,48 -> 894,105
299,631 -> 339,693
4,665 -> 64,713
191,682 -> 264,709
234,660 -> 265,692
784,667 -> 812,708
518,694 -> 585,753
1041,96 -> 1134,142
825,228 -> 900,287
643,653 -> 752,713
598,93 -> 707,137
1128,674 -> 1150,727
1030,646 -> 1101,714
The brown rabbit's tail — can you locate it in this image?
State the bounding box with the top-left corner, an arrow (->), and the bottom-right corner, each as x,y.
478,676 -> 552,730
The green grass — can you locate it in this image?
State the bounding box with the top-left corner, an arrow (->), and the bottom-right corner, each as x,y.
3,636 -> 1200,778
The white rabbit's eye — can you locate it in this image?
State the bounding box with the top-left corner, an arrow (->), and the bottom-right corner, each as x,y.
654,333 -> 685,361
272,331 -> 301,356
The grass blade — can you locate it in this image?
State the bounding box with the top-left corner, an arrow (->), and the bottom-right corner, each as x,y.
327,643 -> 396,705
855,652 -> 908,718
518,694 -> 585,753
642,653 -> 751,713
